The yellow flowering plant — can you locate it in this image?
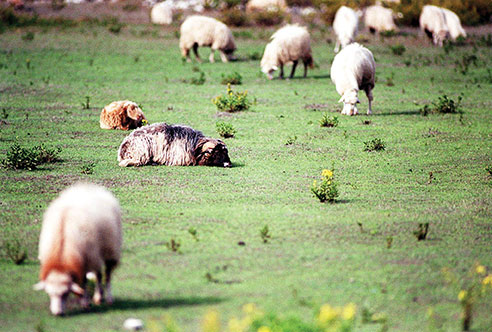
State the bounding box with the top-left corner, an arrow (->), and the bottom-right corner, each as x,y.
311,169 -> 339,203
212,84 -> 251,113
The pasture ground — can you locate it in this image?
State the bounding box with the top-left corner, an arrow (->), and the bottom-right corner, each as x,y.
0,22 -> 491,332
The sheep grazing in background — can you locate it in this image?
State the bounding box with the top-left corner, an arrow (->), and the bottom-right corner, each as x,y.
442,8 -> 466,41
34,183 -> 122,316
100,100 -> 147,131
150,1 -> 173,25
330,43 -> 375,116
419,5 -> 449,47
333,6 -> 359,53
118,122 -> 231,167
246,0 -> 287,12
179,15 -> 236,63
364,5 -> 402,33
260,25 -> 314,80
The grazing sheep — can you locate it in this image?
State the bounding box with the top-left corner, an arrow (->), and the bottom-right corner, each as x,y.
333,6 -> 359,53
442,8 -> 466,41
260,25 -> 314,80
34,183 -> 122,316
118,122 -> 232,167
179,15 -> 236,63
150,1 -> 173,25
330,43 -> 375,116
246,0 -> 287,12
100,100 -> 147,131
419,5 -> 449,47
364,5 -> 402,33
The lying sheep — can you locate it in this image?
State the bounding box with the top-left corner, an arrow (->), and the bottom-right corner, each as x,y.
364,5 -> 402,33
330,43 -> 375,116
100,100 -> 147,131
150,1 -> 173,25
179,15 -> 236,63
260,24 -> 314,80
419,5 -> 449,47
442,8 -> 466,41
246,0 -> 287,12
34,183 -> 122,315
333,6 -> 359,53
118,122 -> 231,167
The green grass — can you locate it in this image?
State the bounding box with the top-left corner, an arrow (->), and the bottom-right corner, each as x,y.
0,25 -> 491,332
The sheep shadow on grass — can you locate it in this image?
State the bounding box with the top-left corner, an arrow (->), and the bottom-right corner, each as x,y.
66,296 -> 223,316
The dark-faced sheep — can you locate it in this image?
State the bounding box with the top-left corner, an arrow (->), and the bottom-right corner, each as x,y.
34,183 -> 122,315
118,122 -> 232,168
100,100 -> 147,131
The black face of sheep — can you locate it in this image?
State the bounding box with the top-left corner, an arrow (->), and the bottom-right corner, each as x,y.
195,139 -> 231,167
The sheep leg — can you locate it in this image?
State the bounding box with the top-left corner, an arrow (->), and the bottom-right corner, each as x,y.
219,50 -> 228,63
279,64 -> 284,79
209,48 -> 216,63
289,60 -> 298,79
366,89 -> 373,115
104,260 -> 117,305
79,277 -> 90,309
334,40 -> 340,53
303,61 -> 308,78
192,44 -> 202,63
92,271 -> 104,305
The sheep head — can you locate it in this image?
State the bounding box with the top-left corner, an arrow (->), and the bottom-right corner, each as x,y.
194,138 -> 231,167
339,90 -> 360,116
124,102 -> 147,129
34,270 -> 84,316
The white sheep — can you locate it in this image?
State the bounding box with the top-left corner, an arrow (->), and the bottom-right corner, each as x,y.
246,0 -> 287,12
333,6 -> 359,53
179,15 -> 236,63
330,43 -> 375,116
150,1 -> 173,25
260,24 -> 314,80
419,5 -> 449,47
442,8 -> 466,41
34,183 -> 122,315
364,5 -> 402,33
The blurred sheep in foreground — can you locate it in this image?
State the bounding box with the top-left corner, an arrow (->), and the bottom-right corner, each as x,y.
118,122 -> 231,167
330,43 -> 375,116
420,5 -> 449,47
260,25 -> 313,80
333,6 -> 359,53
34,183 -> 122,316
100,100 -> 147,131
246,0 -> 287,12
364,5 -> 402,34
179,15 -> 236,63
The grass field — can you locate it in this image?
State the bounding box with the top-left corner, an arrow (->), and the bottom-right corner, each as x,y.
0,22 -> 491,332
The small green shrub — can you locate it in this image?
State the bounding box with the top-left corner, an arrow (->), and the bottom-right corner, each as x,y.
216,121 -> 237,138
413,222 -> 429,241
319,113 -> 339,127
220,8 -> 249,27
486,166 -> 492,177
260,225 -> 271,243
380,30 -> 397,38
212,84 -> 251,112
364,138 -> 386,152
81,162 -> 96,175
188,227 -> 199,242
390,44 -> 405,56
2,236 -> 28,265
285,135 -> 297,145
248,51 -> 261,60
165,239 -> 181,253
251,9 -> 285,26
82,96 -> 90,109
433,95 -> 463,114
3,143 -> 61,170
21,31 -> 34,41
189,71 -> 206,85
221,72 -> 242,85
311,169 -> 339,203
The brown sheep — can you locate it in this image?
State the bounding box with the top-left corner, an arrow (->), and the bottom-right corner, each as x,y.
99,100 -> 147,130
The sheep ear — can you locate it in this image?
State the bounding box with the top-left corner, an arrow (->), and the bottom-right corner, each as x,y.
70,283 -> 85,296
33,281 -> 45,291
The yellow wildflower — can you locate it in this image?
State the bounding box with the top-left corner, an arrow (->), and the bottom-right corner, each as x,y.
476,265 -> 486,275
482,274 -> 492,285
318,304 -> 339,323
322,169 -> 333,178
458,290 -> 467,301
313,180 -> 317,186
202,309 -> 220,332
243,303 -> 258,315
342,303 -> 356,320
257,327 -> 271,332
